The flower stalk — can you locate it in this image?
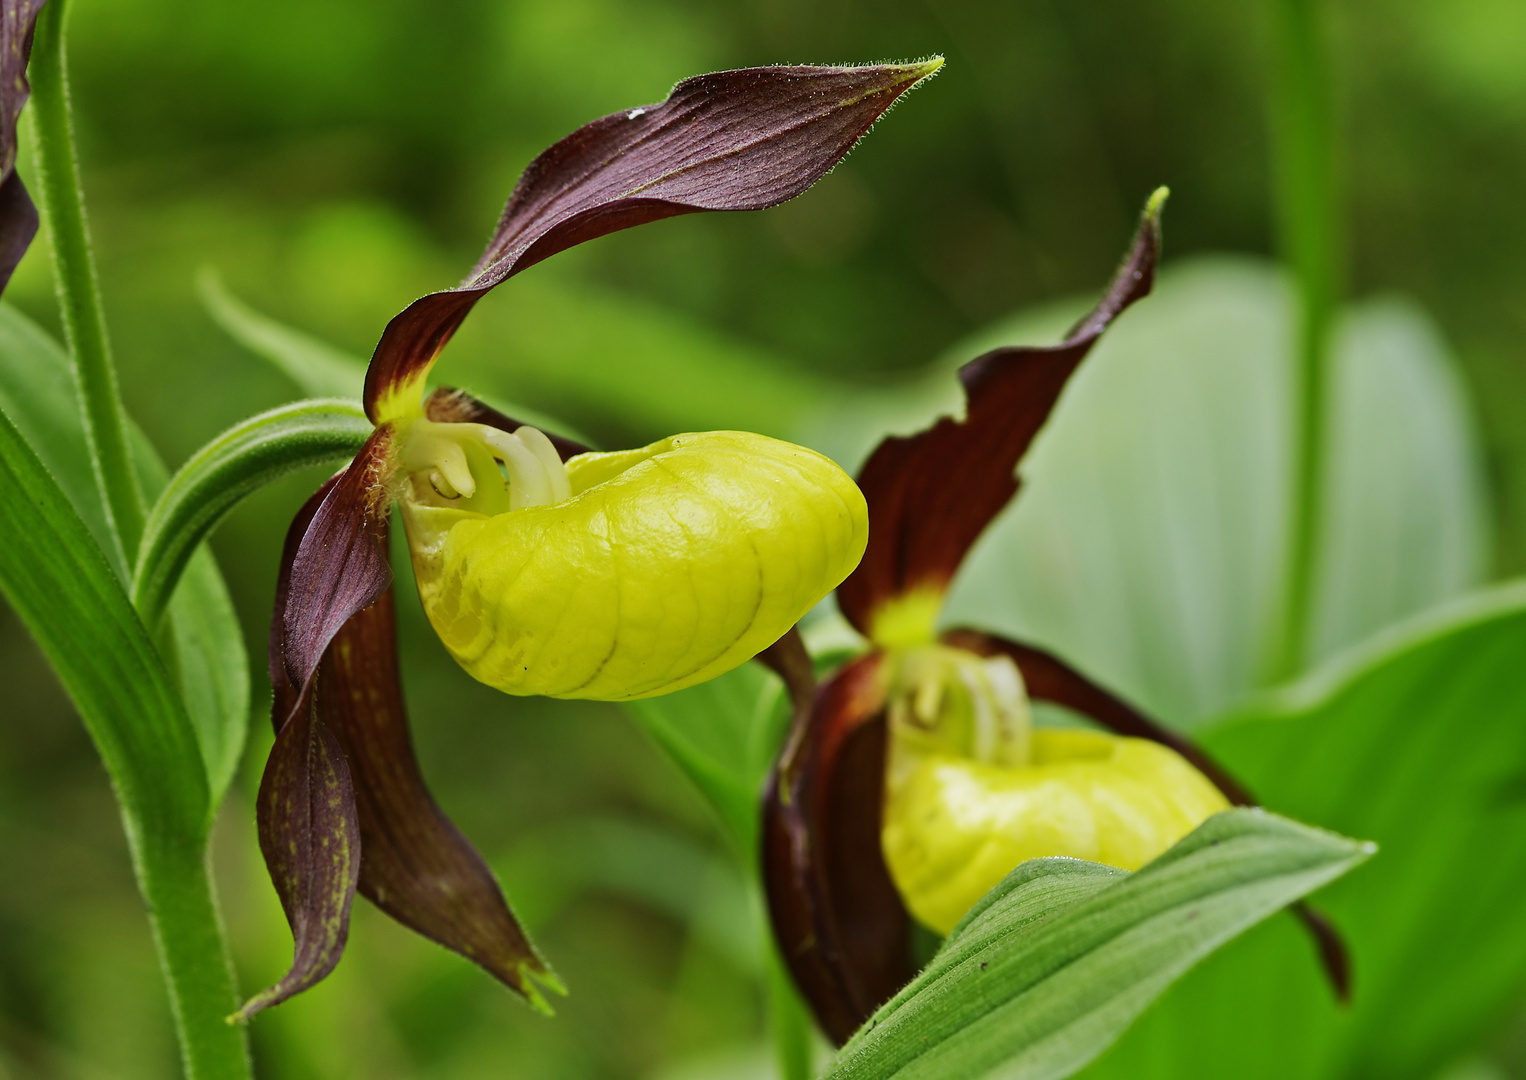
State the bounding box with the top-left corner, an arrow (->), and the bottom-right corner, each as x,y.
28,0 -> 144,564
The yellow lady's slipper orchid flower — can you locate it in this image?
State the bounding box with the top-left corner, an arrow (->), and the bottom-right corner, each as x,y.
244,60 -> 938,1022
762,191 -> 1346,1047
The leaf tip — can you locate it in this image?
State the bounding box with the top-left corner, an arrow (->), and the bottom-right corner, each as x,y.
1145,185 -> 1170,222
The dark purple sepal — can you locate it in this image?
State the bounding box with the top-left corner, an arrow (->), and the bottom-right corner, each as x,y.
321,589 -> 563,1011
242,431 -> 396,1018
0,0 -> 46,296
837,191 -> 1165,637
236,700 -> 361,1021
424,386 -> 589,462
278,427 -> 395,696
762,651 -> 914,1044
363,61 -> 941,420
943,624 -> 1352,1001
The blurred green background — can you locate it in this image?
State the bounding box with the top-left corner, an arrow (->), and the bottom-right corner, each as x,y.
1,0 -> 1524,1076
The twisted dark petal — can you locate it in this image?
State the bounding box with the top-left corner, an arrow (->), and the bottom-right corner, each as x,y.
944,625 -> 1351,1001
242,432 -> 394,1019
322,589 -> 559,1010
837,192 -> 1165,636
762,651 -> 913,1044
424,386 -> 589,462
363,61 -> 940,419
279,428 -> 395,688
0,0 -> 45,296
238,703 -> 359,1021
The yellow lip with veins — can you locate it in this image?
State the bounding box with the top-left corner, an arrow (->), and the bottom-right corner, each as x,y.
882,728 -> 1230,935
400,429 -> 867,701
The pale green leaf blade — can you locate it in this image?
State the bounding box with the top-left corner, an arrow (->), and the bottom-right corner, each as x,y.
828,810 -> 1371,1080
1307,298 -> 1490,659
1078,585 -> 1526,1080
624,661 -> 788,851
164,545 -> 250,803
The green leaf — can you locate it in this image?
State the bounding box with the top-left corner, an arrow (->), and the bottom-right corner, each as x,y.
827,809 -> 1372,1080
0,299 -> 250,805
1077,584 -> 1526,1080
131,397 -> 372,621
198,267 -> 369,400
164,546 -> 253,803
806,259 -> 1489,728
624,661 -> 790,853
0,401 -> 207,836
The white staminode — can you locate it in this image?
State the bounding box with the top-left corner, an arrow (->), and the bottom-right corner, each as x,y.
403,419 -> 572,509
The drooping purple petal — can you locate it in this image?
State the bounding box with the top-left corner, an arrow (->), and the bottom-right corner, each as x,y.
321,589 -> 562,1011
762,651 -> 913,1044
837,191 -> 1165,638
0,0 -> 46,296
363,60 -> 941,421
278,427 -> 395,694
242,432 -> 394,1018
424,386 -> 589,461
944,625 -> 1351,999
237,703 -> 360,1021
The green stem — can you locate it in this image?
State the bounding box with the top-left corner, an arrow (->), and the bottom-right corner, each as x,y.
1269,0 -> 1341,678
134,828 -> 253,1080
29,0 -> 144,566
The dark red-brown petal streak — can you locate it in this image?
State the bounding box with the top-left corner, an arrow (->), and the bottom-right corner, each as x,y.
424,386 -> 590,462
240,431 -> 394,1019
836,193 -> 1165,637
762,651 -> 914,1045
943,625 -> 1352,1001
362,61 -> 940,420
0,0 -> 46,295
321,588 -> 559,1009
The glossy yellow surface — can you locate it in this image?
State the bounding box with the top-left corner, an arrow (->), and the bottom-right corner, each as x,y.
882,728 -> 1230,934
400,430 -> 867,700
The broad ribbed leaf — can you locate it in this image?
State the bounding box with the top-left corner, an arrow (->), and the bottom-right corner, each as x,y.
1078,585 -> 1526,1080
0,301 -> 248,803
0,0 -> 45,295
323,589 -> 561,1011
132,398 -> 372,620
828,810 -> 1371,1080
363,60 -> 941,420
836,190 -> 1163,639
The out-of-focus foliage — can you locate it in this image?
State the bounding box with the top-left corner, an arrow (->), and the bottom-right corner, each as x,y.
0,0 -> 1523,1076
